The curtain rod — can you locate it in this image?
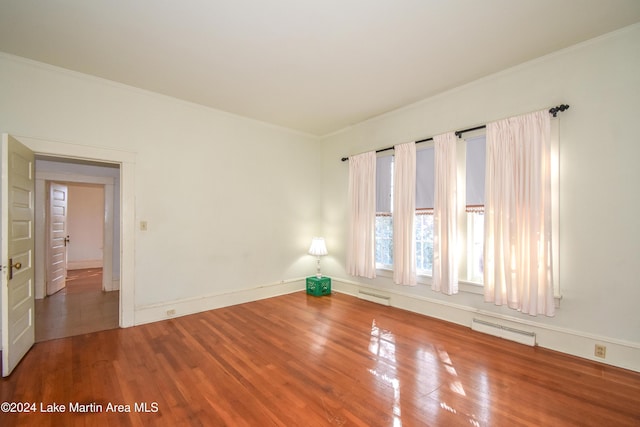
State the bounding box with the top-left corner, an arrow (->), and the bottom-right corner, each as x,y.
340,104 -> 570,162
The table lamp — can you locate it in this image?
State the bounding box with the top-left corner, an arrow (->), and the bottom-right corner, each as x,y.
308,237 -> 328,278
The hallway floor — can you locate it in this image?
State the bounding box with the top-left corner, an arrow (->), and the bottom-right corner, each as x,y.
34,268 -> 119,342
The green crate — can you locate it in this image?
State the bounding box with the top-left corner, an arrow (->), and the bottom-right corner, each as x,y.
306,276 -> 331,296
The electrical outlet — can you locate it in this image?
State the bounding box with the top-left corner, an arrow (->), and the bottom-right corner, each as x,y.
594,344 -> 606,359
166,309 -> 176,317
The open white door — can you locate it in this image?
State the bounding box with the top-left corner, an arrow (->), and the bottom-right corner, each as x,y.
46,182 -> 68,295
1,134 -> 35,377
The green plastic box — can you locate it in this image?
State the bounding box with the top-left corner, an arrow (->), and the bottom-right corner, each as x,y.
306,276 -> 331,296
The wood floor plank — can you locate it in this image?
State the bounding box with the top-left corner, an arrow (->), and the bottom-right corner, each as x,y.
2,291 -> 640,426
34,268 -> 118,342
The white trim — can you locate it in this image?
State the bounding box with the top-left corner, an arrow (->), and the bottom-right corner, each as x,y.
331,277 -> 640,372
18,135 -> 135,164
134,278 -> 306,326
67,260 -> 102,270
33,178 -> 46,300
384,268 -> 561,305
16,135 -> 135,327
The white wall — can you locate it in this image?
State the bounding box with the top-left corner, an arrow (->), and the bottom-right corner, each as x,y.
320,24 -> 640,371
0,52 -> 322,322
67,183 -> 104,269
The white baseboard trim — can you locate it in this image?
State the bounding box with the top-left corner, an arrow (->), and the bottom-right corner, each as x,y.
106,278 -> 120,292
68,260 -> 103,270
332,277 -> 640,373
134,277 -> 306,326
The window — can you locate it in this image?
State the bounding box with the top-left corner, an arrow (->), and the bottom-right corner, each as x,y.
375,155 -> 393,269
375,136 -> 486,284
415,146 -> 435,274
462,134 -> 486,283
370,118 -> 560,299
375,214 -> 393,267
466,211 -> 484,282
415,212 -> 433,273
374,147 -> 436,274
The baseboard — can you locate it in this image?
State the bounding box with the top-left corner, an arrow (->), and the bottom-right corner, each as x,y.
331,277 -> 640,373
134,278 -> 306,326
68,260 -> 103,270
106,278 -> 120,292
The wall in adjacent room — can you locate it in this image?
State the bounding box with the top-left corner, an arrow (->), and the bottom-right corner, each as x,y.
66,183 -> 104,269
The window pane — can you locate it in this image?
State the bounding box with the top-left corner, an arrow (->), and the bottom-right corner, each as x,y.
466,135 -> 486,209
415,213 -> 433,274
467,212 -> 484,282
375,215 -> 393,267
376,156 -> 393,213
416,147 -> 435,209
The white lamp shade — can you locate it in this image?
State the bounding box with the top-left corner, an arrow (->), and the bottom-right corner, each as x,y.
308,237 -> 328,256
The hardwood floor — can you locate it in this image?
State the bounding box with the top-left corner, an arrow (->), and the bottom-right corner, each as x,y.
2,291 -> 639,426
34,268 -> 119,342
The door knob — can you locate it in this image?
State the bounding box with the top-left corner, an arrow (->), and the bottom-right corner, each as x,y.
64,235 -> 70,246
8,258 -> 22,280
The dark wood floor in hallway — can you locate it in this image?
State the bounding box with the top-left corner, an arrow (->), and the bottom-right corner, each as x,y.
34,268 -> 119,342
2,291 -> 639,426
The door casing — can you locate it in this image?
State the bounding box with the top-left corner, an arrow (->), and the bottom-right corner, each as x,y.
12,134 -> 135,328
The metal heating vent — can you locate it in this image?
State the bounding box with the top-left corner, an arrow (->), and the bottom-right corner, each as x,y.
471,318 -> 536,346
357,290 -> 391,306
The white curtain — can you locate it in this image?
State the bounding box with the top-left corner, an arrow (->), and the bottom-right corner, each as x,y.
347,151 -> 377,278
433,132 -> 458,294
393,142 -> 417,285
484,110 -> 555,316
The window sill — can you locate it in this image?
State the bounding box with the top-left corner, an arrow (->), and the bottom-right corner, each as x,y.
418,276 -> 484,295
376,268 -> 484,295
375,268 -> 393,279
375,268 -> 561,305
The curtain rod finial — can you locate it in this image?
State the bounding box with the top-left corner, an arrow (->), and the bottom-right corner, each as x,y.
550,104 -> 570,117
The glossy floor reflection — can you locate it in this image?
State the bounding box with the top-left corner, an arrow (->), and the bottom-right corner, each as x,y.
300,293 -> 640,426
369,319 -> 402,426
367,317 -> 485,426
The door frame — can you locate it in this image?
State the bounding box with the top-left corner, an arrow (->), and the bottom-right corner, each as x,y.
36,174 -> 115,298
15,135 -> 135,328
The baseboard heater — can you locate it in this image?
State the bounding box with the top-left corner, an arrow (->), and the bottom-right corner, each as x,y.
471,318 -> 536,347
357,290 -> 391,306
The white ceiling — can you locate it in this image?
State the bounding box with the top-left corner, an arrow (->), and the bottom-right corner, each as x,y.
1,1 -> 639,136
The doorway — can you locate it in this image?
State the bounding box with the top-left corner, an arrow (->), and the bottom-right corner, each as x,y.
11,134 -> 135,329
34,156 -> 121,341
1,134 -> 135,375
